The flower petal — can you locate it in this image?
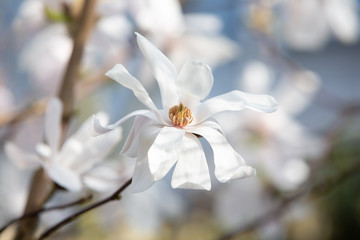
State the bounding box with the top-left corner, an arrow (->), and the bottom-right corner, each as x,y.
45,98 -> 63,152
192,125 -> 256,183
82,166 -> 122,192
135,32 -> 179,111
4,142 -> 41,170
193,90 -> 279,124
45,164 -> 82,191
148,126 -> 184,180
105,64 -> 160,114
171,133 -> 211,190
130,125 -> 163,192
91,109 -> 157,136
121,115 -> 154,157
69,127 -> 122,173
177,60 -> 213,107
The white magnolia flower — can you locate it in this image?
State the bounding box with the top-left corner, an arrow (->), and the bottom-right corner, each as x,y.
5,98 -> 122,192
92,33 -> 278,191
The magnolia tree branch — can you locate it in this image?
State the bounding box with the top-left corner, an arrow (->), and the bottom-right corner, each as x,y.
13,169 -> 55,240
0,195 -> 92,234
59,0 -> 97,119
13,1 -> 98,239
38,178 -> 132,240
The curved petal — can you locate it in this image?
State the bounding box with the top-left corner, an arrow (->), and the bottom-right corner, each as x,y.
91,109 -> 157,136
35,143 -> 52,159
171,133 -> 211,190
130,125 -> 163,192
192,125 -> 256,183
177,60 -> 213,107
4,142 -> 41,170
106,64 -> 159,113
193,90 -> 279,124
54,138 -> 83,167
69,127 -> 122,173
121,115 -> 155,157
45,164 -> 82,192
136,32 -> 179,111
148,126 -> 184,180
45,98 -> 63,152
82,166 -> 122,192
71,112 -> 110,144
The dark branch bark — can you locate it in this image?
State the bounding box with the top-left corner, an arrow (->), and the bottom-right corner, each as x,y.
0,195 -> 92,234
38,178 -> 132,240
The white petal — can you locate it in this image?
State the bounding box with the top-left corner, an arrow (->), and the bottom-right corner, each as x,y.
105,64 -> 159,113
148,126 -> 184,180
72,112 -> 110,144
35,143 -> 52,159
135,32 -> 179,111
121,115 -> 155,157
4,142 -> 41,170
91,109 -> 157,136
192,125 -> 256,182
171,133 -> 211,190
69,127 -> 122,173
82,166 -> 121,192
45,164 -> 82,192
177,60 -> 213,107
54,138 -> 83,167
130,125 -> 163,192
194,90 -> 279,124
45,98 -> 62,152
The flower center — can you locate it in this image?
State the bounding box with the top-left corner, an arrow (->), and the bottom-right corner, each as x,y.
168,102 -> 193,127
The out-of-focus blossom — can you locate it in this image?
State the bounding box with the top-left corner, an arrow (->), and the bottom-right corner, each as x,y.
216,61 -> 324,191
129,0 -> 239,68
0,84 -> 15,116
281,0 -> 360,51
92,33 -> 278,191
19,24 -> 72,97
5,98 -> 122,192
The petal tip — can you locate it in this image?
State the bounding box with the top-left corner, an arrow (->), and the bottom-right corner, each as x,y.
171,181 -> 211,191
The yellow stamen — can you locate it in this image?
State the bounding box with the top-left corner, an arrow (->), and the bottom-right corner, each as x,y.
168,102 -> 193,127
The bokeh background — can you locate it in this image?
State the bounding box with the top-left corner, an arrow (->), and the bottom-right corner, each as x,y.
1,0 -> 360,239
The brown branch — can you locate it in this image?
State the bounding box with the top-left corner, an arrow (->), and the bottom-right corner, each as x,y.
13,169 -> 55,240
0,195 -> 92,234
13,1 -> 98,239
58,0 -> 97,120
38,178 -> 132,240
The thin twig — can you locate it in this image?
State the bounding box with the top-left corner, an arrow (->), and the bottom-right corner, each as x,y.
38,178 -> 132,240
0,195 -> 92,234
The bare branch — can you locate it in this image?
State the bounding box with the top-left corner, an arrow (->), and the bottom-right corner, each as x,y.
38,178 -> 132,240
0,195 -> 92,234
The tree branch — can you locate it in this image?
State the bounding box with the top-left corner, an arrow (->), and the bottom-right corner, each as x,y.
0,195 -> 92,234
58,0 -> 97,120
13,1 -> 98,239
38,178 -> 132,240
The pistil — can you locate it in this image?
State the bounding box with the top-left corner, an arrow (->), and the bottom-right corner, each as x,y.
168,102 -> 193,127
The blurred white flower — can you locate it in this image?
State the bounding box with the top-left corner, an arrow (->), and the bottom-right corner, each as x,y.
216,61 -> 324,191
281,0 -> 359,51
92,33 -> 278,191
19,24 -> 72,96
5,98 -> 122,192
129,0 -> 239,68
